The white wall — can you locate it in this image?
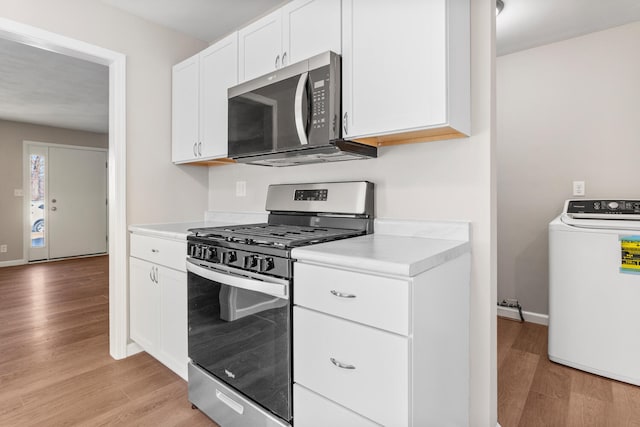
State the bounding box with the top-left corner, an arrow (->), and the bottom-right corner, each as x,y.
209,2 -> 497,424
497,21 -> 640,316
0,0 -> 210,226
0,119 -> 108,262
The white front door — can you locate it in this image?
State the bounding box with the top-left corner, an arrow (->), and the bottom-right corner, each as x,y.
26,143 -> 108,261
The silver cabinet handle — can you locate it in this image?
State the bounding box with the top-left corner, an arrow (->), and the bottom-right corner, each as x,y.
282,51 -> 287,66
149,266 -> 159,283
51,198 -> 57,203
198,141 -> 202,156
193,142 -> 198,157
330,357 -> 356,370
275,54 -> 280,69
343,112 -> 348,135
330,290 -> 356,298
51,206 -> 57,211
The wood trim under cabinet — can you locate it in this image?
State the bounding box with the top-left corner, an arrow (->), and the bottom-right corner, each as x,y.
187,157 -> 237,167
353,126 -> 468,147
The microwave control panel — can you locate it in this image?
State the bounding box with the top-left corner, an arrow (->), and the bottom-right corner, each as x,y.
311,78 -> 328,131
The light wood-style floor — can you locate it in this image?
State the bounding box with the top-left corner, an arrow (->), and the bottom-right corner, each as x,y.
498,316 -> 640,426
0,256 -> 216,426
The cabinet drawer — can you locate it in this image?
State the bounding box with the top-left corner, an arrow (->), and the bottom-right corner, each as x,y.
293,384 -> 380,427
130,233 -> 187,272
294,263 -> 410,335
293,307 -> 408,427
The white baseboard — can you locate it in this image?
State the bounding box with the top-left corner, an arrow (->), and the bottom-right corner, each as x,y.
127,342 -> 144,357
497,306 -> 549,326
0,259 -> 26,267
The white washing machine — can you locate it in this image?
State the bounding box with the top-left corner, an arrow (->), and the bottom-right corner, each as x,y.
549,199 -> 640,385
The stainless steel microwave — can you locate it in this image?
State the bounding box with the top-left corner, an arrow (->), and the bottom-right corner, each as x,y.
227,51 -> 376,167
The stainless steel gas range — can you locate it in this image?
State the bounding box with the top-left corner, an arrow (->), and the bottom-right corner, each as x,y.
186,181 -> 374,427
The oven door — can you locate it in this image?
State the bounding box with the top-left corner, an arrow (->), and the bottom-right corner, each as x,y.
186,259 -> 292,422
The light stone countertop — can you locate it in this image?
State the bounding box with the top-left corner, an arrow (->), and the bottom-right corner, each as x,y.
129,215 -> 471,277
128,211 -> 268,241
291,218 -> 471,277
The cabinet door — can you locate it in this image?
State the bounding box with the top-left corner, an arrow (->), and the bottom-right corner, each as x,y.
282,0 -> 341,66
199,32 -> 238,160
294,307 -> 409,427
342,0 -> 448,138
238,9 -> 282,82
172,55 -> 200,162
158,266 -> 188,380
130,257 -> 160,355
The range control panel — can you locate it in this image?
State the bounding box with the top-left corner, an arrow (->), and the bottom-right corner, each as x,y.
566,199 -> 640,219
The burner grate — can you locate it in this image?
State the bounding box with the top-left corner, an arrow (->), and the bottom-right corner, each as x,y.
190,223 -> 363,248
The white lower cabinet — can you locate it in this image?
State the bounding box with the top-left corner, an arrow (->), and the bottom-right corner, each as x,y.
129,233 -> 188,380
293,254 -> 471,426
293,384 -> 379,427
294,306 -> 408,426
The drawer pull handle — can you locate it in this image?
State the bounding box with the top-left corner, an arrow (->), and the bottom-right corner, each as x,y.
151,249 -> 159,253
330,357 -> 356,370
216,389 -> 244,414
330,290 -> 356,299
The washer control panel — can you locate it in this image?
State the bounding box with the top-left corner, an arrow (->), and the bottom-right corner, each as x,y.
566,199 -> 640,219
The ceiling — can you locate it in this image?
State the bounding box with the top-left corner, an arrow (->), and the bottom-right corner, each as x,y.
1,0 -> 640,133
497,0 -> 640,56
0,38 -> 108,133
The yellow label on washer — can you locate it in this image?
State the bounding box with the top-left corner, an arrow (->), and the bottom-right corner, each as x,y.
621,236 -> 640,274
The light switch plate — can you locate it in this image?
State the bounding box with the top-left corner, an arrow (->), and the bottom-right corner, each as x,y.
573,181 -> 585,196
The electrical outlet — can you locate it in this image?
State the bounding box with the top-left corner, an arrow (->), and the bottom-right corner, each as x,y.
235,181 -> 246,197
573,181 -> 585,196
14,189 -> 23,197
0,245 -> 7,253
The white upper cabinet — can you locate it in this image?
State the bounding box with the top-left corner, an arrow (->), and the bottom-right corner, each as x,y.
172,55 -> 199,162
199,33 -> 238,159
172,32 -> 238,163
238,0 -> 341,82
341,0 -> 470,144
282,0 -> 341,65
238,9 -> 282,83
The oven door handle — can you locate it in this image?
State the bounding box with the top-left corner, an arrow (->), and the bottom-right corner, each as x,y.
186,259 -> 289,300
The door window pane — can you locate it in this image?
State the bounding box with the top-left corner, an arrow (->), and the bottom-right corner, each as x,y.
30,155 -> 45,248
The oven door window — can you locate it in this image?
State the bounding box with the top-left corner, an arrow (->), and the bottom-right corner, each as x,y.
188,271 -> 291,421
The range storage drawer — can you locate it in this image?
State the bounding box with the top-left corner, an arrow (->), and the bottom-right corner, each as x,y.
293,384 -> 380,427
130,233 -> 187,272
293,306 -> 409,427
294,262 -> 410,335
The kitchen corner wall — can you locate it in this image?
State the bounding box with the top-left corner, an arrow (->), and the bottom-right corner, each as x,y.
209,1 -> 498,424
0,0 -> 210,230
0,120 -> 107,262
497,21 -> 640,316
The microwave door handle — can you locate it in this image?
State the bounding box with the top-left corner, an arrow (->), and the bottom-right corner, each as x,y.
294,72 -> 309,145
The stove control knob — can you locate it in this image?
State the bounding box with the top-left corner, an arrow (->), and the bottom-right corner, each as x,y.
243,255 -> 258,269
204,247 -> 217,262
608,201 -> 619,210
223,251 -> 237,264
259,257 -> 275,272
192,245 -> 202,259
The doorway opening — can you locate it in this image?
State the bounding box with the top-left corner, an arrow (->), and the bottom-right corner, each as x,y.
0,18 -> 127,359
